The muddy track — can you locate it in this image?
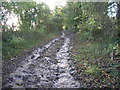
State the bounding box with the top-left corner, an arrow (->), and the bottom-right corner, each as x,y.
3,32 -> 80,88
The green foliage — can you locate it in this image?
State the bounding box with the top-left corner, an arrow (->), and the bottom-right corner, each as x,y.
72,28 -> 119,87
86,65 -> 102,76
1,1 -> 63,60
2,27 -> 58,59
1,1 -> 120,87
9,36 -> 25,46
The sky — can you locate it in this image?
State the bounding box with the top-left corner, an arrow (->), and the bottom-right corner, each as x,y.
36,0 -> 67,10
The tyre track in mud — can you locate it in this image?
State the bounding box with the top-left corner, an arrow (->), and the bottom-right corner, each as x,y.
3,32 -> 80,88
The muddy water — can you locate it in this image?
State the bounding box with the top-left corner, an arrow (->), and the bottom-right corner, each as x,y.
3,32 -> 80,88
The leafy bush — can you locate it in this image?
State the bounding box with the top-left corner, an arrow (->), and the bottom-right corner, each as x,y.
10,36 -> 25,46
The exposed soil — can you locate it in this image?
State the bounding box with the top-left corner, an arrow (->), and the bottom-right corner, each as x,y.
2,36 -> 59,84
2,31 -> 80,88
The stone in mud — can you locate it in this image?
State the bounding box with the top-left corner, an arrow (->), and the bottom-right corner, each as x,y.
31,55 -> 35,59
8,77 -> 14,82
14,75 -> 23,79
70,70 -> 76,75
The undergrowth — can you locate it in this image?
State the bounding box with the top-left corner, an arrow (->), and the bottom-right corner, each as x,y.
2,27 -> 59,60
72,32 -> 120,88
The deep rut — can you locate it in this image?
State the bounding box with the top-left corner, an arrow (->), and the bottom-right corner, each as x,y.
3,32 -> 80,88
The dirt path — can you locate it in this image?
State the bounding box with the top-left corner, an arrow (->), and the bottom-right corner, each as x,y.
3,32 -> 80,88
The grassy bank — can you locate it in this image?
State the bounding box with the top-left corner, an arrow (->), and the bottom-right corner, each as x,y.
2,27 -> 60,60
72,32 -> 120,88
